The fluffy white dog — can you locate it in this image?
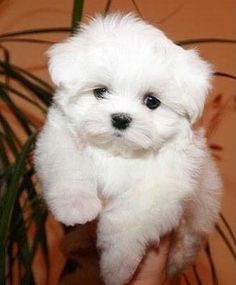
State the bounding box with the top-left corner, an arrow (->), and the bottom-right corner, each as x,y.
34,13 -> 222,285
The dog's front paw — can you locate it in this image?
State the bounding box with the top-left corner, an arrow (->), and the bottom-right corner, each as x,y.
48,191 -> 102,226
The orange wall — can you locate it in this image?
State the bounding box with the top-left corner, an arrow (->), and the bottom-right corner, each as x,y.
0,1 -> 235,284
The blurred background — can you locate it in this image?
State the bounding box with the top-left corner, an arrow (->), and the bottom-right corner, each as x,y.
0,0 -> 235,284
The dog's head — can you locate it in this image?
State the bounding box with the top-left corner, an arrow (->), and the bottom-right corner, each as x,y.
48,13 -> 212,154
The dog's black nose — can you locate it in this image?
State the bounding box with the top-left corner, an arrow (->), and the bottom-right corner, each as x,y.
111,113 -> 132,130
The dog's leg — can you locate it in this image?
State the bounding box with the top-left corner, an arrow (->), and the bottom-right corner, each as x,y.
34,108 -> 101,225
167,218 -> 205,276
167,159 -> 222,276
97,181 -> 189,285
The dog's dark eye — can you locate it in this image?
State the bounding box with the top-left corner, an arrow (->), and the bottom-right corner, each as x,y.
143,94 -> 161,110
93,87 -> 108,99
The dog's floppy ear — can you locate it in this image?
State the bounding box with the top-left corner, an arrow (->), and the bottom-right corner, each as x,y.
175,49 -> 213,124
47,38 -> 84,88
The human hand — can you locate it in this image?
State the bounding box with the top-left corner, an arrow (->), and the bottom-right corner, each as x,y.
127,235 -> 171,285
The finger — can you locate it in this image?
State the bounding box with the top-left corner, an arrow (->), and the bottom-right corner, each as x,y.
128,235 -> 172,284
156,235 -> 172,257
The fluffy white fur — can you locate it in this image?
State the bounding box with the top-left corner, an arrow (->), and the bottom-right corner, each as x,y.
34,13 -> 222,285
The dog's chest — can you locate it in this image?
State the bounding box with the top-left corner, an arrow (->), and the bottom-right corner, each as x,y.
89,148 -> 157,196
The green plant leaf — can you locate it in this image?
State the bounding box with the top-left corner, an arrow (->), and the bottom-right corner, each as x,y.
0,38 -> 54,45
131,0 -> 143,18
220,213 -> 236,245
104,0 -> 112,15
71,0 -> 84,34
0,86 -> 34,135
182,273 -> 191,285
215,224 -> 236,260
0,134 -> 36,284
178,38 -> 236,46
205,242 -> 218,285
0,61 -> 52,107
12,202 -> 35,285
192,265 -> 203,285
0,114 -> 20,157
0,82 -> 47,113
0,28 -> 71,39
214,72 -> 236,80
11,65 -> 53,92
0,133 -> 9,167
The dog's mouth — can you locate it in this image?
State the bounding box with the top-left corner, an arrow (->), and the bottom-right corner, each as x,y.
113,131 -> 123,138
83,127 -> 154,153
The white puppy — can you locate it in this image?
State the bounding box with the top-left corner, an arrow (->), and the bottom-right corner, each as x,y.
34,13 -> 222,285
